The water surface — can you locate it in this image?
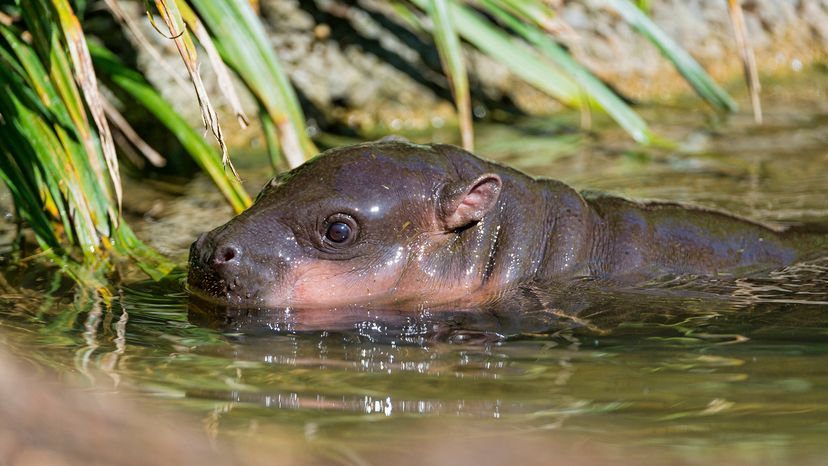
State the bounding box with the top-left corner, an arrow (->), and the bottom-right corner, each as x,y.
1,72 -> 827,464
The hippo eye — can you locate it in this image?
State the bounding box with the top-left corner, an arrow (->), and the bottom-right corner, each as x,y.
321,214 -> 358,247
326,222 -> 351,243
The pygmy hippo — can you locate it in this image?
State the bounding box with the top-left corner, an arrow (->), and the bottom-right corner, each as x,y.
188,141 -> 826,312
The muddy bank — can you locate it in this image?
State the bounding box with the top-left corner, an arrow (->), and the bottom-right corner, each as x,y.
118,0 -> 828,136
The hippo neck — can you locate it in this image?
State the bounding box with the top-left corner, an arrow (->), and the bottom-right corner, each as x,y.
465,172 -> 596,291
533,179 -> 598,278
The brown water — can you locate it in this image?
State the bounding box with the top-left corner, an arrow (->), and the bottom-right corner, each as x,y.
1,71 -> 827,464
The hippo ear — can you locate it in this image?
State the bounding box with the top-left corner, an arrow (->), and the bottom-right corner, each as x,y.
439,174 -> 502,231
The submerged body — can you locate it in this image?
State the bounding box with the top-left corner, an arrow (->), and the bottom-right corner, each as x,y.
188,141 -> 825,312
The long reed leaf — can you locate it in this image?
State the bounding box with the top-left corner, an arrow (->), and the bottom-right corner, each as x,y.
0,7 -> 174,280
145,0 -> 238,177
606,0 -> 738,112
50,0 -> 123,216
20,2 -> 116,238
727,0 -> 762,123
175,0 -> 250,129
411,0 -> 581,107
188,0 -> 317,168
481,0 -> 654,144
90,44 -> 251,214
103,0 -> 191,91
427,0 -> 473,151
1,25 -> 105,254
112,224 -> 175,280
488,0 -> 570,35
260,108 -> 282,173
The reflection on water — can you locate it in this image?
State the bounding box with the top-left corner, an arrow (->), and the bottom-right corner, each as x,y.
1,72 -> 828,464
3,262 -> 827,463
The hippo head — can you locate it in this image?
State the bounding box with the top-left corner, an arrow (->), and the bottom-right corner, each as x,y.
187,141 -> 504,310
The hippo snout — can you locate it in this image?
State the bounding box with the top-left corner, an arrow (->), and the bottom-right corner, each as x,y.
188,231 -> 257,305
187,214 -> 302,308
194,231 -> 242,271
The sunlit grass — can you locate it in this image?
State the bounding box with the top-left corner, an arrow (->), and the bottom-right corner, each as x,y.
90,43 -> 251,214
411,0 -> 737,144
606,0 -> 738,113
0,2 -> 177,285
427,0 -> 474,151
479,0 -> 654,144
188,0 -> 318,168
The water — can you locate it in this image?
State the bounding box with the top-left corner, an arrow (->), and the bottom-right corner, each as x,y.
1,72 -> 828,464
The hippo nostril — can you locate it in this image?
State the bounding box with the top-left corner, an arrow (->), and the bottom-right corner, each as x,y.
213,245 -> 240,265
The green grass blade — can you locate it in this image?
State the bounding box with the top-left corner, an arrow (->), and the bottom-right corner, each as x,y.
89,43 -> 251,214
489,0 -> 558,29
148,0 -> 237,177
260,107 -> 283,173
0,32 -> 105,254
188,0 -> 317,168
50,0 -> 123,216
6,85 -> 100,253
636,0 -> 652,14
0,140 -> 61,250
0,32 -> 115,242
0,40 -> 68,251
481,0 -> 654,144
427,0 -> 474,151
18,2 -> 116,237
411,0 -> 581,108
607,0 -> 737,112
0,8 -> 174,280
113,224 -> 175,280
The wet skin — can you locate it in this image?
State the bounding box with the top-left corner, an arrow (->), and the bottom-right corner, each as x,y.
188,141 -> 827,318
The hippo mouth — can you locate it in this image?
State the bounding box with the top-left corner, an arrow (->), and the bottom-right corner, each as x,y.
186,239 -> 270,308
187,263 -> 257,307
